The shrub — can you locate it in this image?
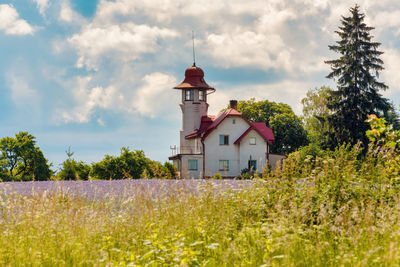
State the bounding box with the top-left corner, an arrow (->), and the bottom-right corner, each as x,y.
58,159 -> 90,180
236,168 -> 255,180
212,172 -> 223,179
90,147 -> 177,179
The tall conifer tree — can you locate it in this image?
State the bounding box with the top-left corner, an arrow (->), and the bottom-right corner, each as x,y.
325,5 -> 390,148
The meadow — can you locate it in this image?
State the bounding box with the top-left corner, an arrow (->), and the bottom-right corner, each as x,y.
1,142 -> 400,266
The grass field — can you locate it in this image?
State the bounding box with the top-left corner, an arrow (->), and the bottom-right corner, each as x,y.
1,146 -> 400,266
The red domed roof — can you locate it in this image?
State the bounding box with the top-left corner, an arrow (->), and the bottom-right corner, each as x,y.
174,64 -> 215,90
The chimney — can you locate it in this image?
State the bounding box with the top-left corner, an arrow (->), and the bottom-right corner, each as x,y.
229,100 -> 238,110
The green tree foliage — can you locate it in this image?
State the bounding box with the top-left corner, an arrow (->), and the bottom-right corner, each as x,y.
366,113 -> 400,149
325,5 -> 391,148
301,86 -> 333,147
0,157 -> 8,181
237,98 -> 308,154
148,161 -> 178,179
58,148 -> 91,180
0,132 -> 52,181
384,105 -> 400,130
163,162 -> 178,179
90,147 -> 177,179
365,113 -> 400,179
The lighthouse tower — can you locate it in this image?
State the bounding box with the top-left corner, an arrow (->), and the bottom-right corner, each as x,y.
173,64 -> 215,153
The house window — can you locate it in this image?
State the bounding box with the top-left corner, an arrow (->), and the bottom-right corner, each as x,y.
188,159 -> 198,170
219,160 -> 229,171
185,89 -> 194,101
232,119 -> 236,124
248,160 -> 257,171
219,135 -> 229,145
249,137 -> 256,145
177,160 -> 181,171
199,90 -> 205,101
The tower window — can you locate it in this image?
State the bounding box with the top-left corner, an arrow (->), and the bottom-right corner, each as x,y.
219,135 -> 229,145
185,89 -> 194,101
199,90 -> 205,101
249,137 -> 256,145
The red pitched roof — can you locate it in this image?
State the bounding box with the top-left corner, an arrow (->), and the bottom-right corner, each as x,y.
185,108 -> 274,144
202,108 -> 244,139
234,123 -> 275,144
185,115 -> 216,139
174,65 -> 215,91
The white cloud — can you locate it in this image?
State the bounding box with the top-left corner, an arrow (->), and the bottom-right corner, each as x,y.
95,0 -> 134,22
33,0 -> 49,16
370,10 -> 400,37
97,118 -> 105,126
59,76 -> 124,123
69,23 -> 178,69
58,72 -> 178,123
0,4 -> 34,35
7,73 -> 39,109
59,1 -> 85,24
57,0 -> 400,125
206,31 -> 292,71
65,0 -> 344,75
256,8 -> 297,32
207,80 -> 313,115
132,72 -> 178,117
382,48 -> 400,96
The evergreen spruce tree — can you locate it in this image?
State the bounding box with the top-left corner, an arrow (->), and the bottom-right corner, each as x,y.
325,4 -> 391,148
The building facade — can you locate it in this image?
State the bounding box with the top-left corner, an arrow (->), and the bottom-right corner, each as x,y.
169,64 -> 285,178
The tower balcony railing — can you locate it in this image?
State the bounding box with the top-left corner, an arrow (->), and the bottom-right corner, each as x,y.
180,146 -> 202,154
170,145 -> 202,155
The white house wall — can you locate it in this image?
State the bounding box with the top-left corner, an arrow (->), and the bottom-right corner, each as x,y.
204,116 -> 249,177
181,154 -> 203,178
238,129 -> 268,172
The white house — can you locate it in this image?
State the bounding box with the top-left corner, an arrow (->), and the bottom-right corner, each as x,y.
169,64 -> 285,178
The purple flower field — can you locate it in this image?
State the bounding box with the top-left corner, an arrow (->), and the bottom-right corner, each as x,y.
0,179 -> 252,198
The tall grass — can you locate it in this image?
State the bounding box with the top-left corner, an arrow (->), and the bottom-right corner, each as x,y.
1,144 -> 400,266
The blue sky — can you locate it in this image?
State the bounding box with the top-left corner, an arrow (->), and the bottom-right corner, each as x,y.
1,0 -> 400,170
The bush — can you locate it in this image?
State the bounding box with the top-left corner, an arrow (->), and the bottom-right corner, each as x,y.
236,168 -> 254,180
143,161 -> 177,179
212,172 -> 223,179
163,162 -> 178,179
90,147 -> 177,179
58,159 -> 90,180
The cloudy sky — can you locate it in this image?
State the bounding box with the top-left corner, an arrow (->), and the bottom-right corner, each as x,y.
1,0 -> 400,169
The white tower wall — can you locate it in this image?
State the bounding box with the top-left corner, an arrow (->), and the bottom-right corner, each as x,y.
179,89 -> 208,153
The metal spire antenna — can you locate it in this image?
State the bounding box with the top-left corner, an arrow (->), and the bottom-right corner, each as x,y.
192,30 -> 196,66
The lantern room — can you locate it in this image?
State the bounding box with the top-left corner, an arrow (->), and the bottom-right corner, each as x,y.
173,64 -> 215,103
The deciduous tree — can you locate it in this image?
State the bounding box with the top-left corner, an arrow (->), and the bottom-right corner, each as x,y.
237,98 -> 308,154
301,86 -> 333,147
0,132 -> 52,180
